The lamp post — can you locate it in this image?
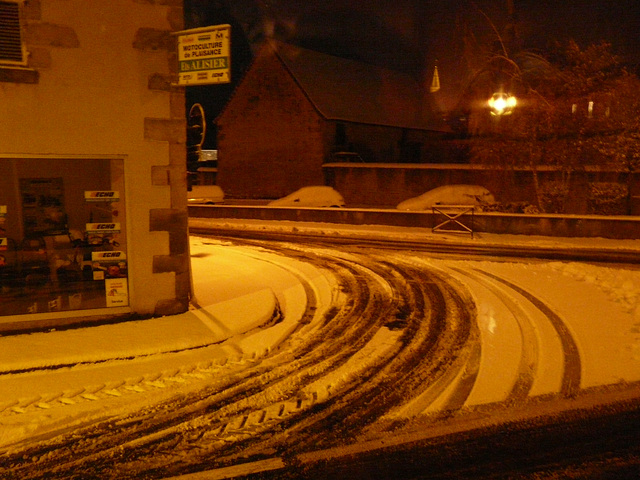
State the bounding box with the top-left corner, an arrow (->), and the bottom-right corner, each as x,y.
488,92 -> 517,116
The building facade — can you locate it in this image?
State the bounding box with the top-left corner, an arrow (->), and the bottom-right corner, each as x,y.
0,0 -> 190,330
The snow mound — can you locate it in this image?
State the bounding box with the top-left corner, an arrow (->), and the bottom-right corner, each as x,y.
549,262 -> 640,317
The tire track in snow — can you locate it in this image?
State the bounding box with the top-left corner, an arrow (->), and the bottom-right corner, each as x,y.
473,269 -> 582,398
2,246 -> 389,478
263,256 -> 475,456
450,266 -> 539,403
374,256 -> 481,420
5,237 -> 586,479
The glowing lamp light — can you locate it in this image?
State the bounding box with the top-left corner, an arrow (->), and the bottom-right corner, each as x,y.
488,92 -> 517,116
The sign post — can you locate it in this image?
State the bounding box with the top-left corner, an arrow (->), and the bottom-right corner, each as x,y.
176,25 -> 231,86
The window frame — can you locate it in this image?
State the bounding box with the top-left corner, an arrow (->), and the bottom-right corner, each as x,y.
0,0 -> 27,67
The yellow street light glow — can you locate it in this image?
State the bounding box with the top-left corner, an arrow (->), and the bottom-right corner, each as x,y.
488,92 -> 517,115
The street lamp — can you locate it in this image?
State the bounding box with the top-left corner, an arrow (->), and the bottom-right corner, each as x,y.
488,92 -> 517,116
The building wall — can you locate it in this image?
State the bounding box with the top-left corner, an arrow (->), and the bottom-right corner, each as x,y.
216,46 -> 326,199
323,164 -> 533,207
0,0 -> 189,324
334,122 -> 400,163
331,122 -> 447,164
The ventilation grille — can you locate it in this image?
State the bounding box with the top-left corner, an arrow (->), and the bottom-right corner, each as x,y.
0,1 -> 24,63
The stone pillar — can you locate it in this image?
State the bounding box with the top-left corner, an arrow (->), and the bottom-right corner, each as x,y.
134,6 -> 190,316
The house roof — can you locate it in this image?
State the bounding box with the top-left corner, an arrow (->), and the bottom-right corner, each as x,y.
268,41 -> 444,131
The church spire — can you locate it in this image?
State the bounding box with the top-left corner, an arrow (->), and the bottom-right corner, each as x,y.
430,62 -> 440,93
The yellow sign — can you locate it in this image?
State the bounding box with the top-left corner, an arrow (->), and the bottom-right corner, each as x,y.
177,25 -> 231,86
86,222 -> 121,233
84,191 -> 119,202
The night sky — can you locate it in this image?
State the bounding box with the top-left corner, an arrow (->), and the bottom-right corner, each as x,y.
185,0 -> 640,146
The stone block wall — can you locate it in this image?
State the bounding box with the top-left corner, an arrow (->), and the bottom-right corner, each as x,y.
137,3 -> 190,316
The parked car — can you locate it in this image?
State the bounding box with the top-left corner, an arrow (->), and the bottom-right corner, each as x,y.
268,186 -> 345,208
397,185 -> 495,211
188,185 -> 224,205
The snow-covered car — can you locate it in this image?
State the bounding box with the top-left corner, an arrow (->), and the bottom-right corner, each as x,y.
188,185 -> 224,205
397,184 -> 495,211
268,186 -> 345,208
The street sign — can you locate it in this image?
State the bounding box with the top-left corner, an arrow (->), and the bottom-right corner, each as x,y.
176,25 -> 231,86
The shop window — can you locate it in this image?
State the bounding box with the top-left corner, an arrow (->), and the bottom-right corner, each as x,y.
0,0 -> 26,66
0,157 -> 128,316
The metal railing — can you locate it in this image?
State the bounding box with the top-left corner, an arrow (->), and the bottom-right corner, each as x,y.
431,205 -> 475,238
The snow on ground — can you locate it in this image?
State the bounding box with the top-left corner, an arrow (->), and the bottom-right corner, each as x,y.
190,216 -> 640,253
192,218 -> 640,409
0,237 -> 334,450
0,221 -> 639,452
444,258 -> 640,390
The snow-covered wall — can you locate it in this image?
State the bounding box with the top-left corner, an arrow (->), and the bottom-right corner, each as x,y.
323,163 -> 640,214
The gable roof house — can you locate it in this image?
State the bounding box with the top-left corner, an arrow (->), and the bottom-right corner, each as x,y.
215,41 -> 445,200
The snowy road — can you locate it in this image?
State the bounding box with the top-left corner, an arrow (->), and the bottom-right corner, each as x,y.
2,232 -> 640,479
